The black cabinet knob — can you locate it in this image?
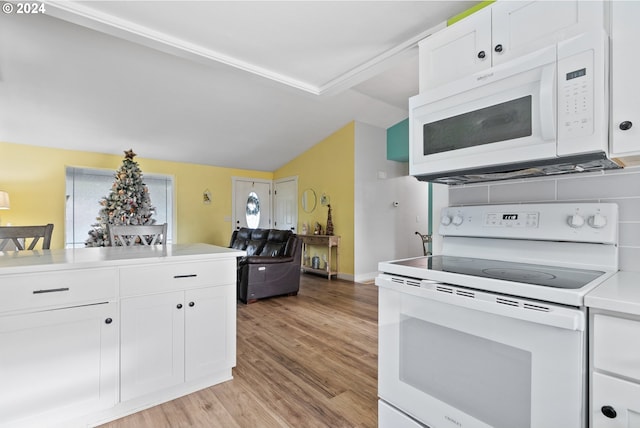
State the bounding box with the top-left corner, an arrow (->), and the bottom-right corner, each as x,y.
477,50 -> 486,59
601,405 -> 617,419
494,44 -> 503,53
620,121 -> 633,131
177,303 -> 183,309
105,318 -> 113,324
188,301 -> 195,307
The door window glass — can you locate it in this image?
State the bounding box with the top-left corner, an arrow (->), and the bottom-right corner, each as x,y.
246,192 -> 260,229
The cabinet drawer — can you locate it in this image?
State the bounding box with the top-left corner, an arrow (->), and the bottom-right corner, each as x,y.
302,236 -> 326,246
0,268 -> 117,314
120,259 -> 236,297
592,372 -> 640,427
594,314 -> 640,381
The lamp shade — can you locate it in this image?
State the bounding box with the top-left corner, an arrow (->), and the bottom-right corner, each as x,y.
0,191 -> 10,209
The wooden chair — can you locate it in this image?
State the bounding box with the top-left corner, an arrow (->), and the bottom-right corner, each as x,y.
109,223 -> 168,246
0,224 -> 54,251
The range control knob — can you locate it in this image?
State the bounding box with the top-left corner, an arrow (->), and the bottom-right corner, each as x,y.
568,214 -> 585,228
589,214 -> 607,229
452,215 -> 464,226
441,215 -> 452,226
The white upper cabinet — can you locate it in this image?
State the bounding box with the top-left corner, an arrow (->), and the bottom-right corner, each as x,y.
419,0 -> 604,92
610,1 -> 640,159
418,7 -> 491,92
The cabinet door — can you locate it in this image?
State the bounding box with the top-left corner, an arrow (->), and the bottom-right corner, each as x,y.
610,1 -> 640,156
0,303 -> 118,426
418,6 -> 491,91
492,0 -> 603,66
592,372 -> 640,428
120,291 -> 185,401
185,285 -> 236,381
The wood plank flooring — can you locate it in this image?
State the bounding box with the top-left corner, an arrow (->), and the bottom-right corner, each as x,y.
99,274 -> 379,428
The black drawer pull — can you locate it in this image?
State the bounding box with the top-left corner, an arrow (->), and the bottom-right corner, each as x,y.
33,287 -> 70,294
173,274 -> 197,279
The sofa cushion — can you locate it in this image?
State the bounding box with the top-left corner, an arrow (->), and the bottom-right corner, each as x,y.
251,229 -> 270,240
231,239 -> 247,250
236,228 -> 252,241
260,242 -> 285,257
245,239 -> 266,256
267,229 -> 292,243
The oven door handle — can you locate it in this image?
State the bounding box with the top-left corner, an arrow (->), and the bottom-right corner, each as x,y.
417,283 -> 585,331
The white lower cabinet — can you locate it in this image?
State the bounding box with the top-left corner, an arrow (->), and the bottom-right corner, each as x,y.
120,284 -> 235,401
0,245 -> 240,428
184,285 -> 235,382
592,373 -> 640,428
121,291 -> 185,401
0,302 -> 118,427
591,312 -> 640,427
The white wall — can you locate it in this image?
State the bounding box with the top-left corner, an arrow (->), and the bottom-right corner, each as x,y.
354,122 -> 430,282
442,166 -> 640,272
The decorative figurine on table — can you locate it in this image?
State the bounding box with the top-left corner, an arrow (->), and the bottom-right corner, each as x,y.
301,222 -> 308,235
314,222 -> 323,235
326,204 -> 334,236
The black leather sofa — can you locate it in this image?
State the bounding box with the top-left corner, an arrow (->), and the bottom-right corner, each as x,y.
229,228 -> 302,304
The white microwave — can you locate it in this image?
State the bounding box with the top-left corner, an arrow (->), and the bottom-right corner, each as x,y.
409,31 -> 620,185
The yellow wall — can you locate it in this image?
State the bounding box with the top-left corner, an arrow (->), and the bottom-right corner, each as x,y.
0,141 -> 272,249
275,122 -> 355,275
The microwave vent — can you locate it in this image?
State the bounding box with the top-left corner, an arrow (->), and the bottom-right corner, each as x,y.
415,152 -> 622,185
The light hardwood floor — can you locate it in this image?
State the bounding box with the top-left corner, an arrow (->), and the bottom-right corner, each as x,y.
100,274 -> 379,428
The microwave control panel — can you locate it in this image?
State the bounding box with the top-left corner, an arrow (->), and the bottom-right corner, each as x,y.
558,49 -> 594,140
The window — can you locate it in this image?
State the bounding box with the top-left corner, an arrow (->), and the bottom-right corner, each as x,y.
65,167 -> 173,248
245,191 -> 260,229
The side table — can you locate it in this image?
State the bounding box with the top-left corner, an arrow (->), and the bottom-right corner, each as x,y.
300,234 -> 340,279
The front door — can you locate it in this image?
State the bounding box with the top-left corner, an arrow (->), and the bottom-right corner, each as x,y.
274,177 -> 298,232
233,178 -> 271,230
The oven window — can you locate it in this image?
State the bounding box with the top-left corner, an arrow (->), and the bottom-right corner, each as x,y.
423,96 -> 532,155
399,316 -> 532,428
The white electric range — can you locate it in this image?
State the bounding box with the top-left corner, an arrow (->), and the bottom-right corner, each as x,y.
376,203 -> 618,428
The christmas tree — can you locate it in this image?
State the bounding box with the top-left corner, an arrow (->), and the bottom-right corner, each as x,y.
85,149 -> 157,247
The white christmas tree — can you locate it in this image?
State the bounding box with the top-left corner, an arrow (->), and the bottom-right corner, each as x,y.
85,149 -> 157,247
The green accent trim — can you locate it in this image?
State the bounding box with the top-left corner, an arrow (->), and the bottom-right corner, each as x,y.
447,1 -> 495,26
427,182 -> 433,254
386,118 -> 409,162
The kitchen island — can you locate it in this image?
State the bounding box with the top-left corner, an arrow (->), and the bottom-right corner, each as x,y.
0,243 -> 244,428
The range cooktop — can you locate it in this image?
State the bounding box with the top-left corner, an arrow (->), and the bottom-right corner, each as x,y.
390,256 -> 606,290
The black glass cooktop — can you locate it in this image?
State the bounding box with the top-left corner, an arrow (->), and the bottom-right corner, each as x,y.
391,255 -> 605,289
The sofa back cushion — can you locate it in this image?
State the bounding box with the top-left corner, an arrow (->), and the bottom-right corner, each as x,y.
260,242 -> 285,257
236,228 -> 252,241
245,239 -> 266,256
250,228 -> 270,240
267,229 -> 292,243
231,239 -> 247,250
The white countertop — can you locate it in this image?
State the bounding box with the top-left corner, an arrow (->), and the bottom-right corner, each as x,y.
0,243 -> 245,275
585,271 -> 640,316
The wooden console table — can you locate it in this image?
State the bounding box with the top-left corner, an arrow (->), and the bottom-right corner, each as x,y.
300,234 -> 340,279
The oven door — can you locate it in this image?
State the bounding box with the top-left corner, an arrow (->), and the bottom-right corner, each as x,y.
377,275 -> 586,428
409,44 -> 557,179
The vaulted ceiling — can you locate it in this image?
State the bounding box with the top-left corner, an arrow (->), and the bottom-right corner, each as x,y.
0,1 -> 475,170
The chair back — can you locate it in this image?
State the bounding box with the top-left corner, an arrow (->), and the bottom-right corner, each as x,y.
0,224 -> 54,251
109,223 -> 168,246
